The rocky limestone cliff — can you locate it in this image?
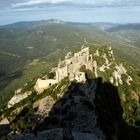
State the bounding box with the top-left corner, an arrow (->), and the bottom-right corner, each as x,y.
93,46 -> 133,86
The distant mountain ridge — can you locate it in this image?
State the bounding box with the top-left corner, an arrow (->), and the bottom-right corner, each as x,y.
1,19 -> 140,31
107,23 -> 140,32
0,19 -> 118,29
0,19 -> 65,29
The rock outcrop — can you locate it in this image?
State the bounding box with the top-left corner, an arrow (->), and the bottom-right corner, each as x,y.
8,91 -> 32,108
33,96 -> 55,117
93,46 -> 132,86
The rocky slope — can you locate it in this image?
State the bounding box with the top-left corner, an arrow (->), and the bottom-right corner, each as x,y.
0,45 -> 140,140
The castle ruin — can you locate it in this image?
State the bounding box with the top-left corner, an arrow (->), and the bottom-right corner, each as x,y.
35,46 -> 93,93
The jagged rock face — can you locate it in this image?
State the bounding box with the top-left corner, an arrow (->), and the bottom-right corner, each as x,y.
13,80 -> 105,140
33,96 -> 55,117
34,80 -> 105,140
13,128 -> 104,140
112,64 -> 132,86
94,46 -> 133,86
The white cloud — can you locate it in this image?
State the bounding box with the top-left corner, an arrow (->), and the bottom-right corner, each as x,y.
11,0 -> 140,9
12,0 -> 68,8
11,0 -> 124,8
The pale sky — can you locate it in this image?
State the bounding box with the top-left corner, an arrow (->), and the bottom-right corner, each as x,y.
0,0 -> 140,25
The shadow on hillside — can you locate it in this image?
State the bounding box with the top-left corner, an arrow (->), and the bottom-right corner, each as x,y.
0,70 -> 23,90
0,70 -> 24,110
33,77 -> 140,140
10,78 -> 140,140
94,78 -> 140,140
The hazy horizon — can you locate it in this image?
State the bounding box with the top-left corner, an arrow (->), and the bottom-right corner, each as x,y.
1,19 -> 140,27
0,0 -> 140,25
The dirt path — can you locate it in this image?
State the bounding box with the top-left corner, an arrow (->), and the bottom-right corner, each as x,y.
0,50 -> 21,58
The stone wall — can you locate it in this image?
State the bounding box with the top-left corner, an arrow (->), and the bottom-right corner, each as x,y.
34,78 -> 58,94
56,65 -> 68,82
